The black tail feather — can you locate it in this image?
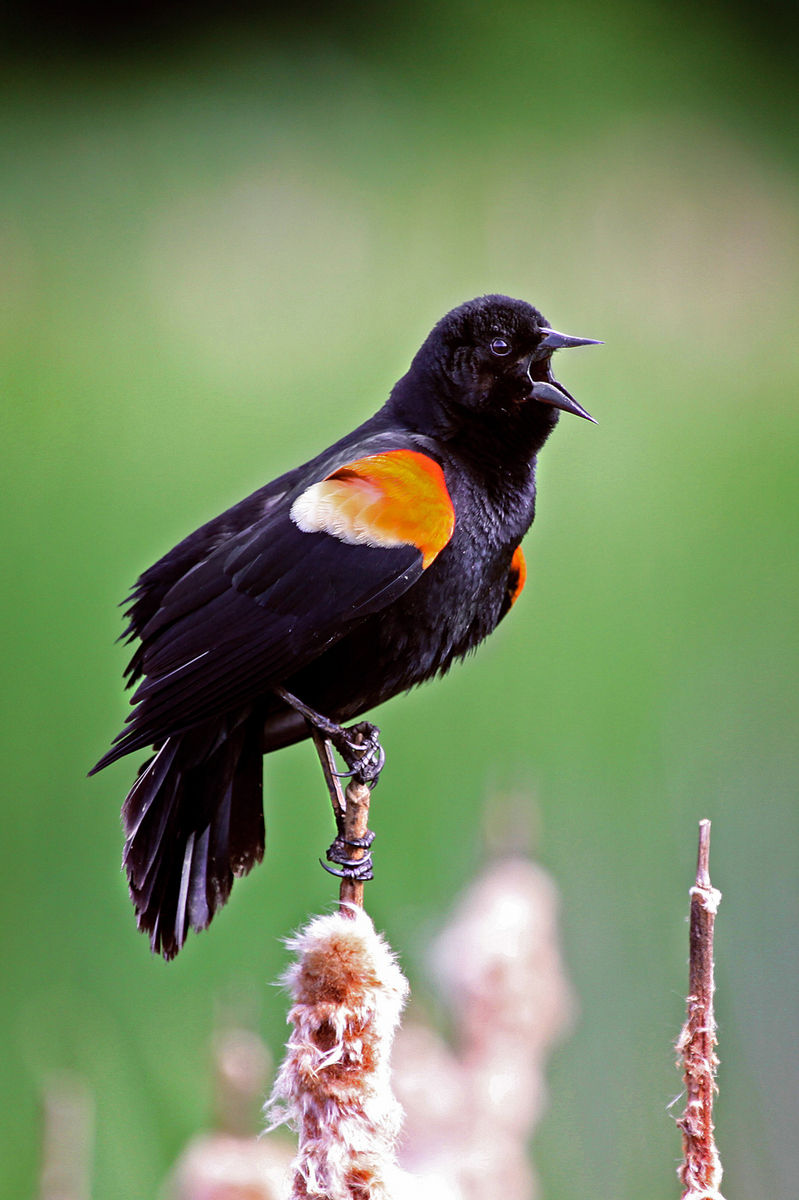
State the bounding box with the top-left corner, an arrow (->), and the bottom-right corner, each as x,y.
121,709 -> 265,959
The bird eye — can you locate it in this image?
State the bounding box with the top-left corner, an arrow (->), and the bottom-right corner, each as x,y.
490,336 -> 512,356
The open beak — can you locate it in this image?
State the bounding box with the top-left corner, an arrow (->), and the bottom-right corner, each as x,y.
538,328 -> 603,352
528,326 -> 601,423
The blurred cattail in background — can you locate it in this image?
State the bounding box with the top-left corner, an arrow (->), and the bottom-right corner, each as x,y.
166,1026 -> 293,1200
394,855 -> 574,1200
38,1074 -> 94,1200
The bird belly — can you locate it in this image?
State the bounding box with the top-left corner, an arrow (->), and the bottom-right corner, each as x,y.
276,534 -> 512,735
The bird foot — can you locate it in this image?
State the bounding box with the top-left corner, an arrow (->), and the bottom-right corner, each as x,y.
274,687 -> 385,786
274,687 -> 381,885
321,830 -> 375,881
330,721 -> 385,787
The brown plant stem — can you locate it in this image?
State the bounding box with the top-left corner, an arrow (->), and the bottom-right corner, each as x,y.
676,819 -> 725,1200
309,725 -> 374,913
339,779 -> 372,912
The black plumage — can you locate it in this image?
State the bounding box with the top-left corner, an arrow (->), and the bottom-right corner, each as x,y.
92,294 -> 599,957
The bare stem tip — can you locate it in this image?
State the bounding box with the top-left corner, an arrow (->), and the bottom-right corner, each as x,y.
696,819 -> 712,890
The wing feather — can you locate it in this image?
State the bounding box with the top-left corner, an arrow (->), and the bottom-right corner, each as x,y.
95,447 -> 455,769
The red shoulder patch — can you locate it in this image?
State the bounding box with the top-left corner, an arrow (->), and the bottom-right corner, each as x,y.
506,545 -> 527,609
290,449 -> 455,568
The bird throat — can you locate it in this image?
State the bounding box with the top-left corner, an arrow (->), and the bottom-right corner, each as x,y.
446,396 -> 559,494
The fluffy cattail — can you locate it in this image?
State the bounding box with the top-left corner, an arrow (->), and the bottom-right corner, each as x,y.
266,907 -> 409,1200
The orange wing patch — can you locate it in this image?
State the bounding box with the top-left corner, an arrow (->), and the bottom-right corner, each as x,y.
506,545 -> 527,609
290,450 -> 455,569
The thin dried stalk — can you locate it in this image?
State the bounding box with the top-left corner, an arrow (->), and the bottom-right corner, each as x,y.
338,779 -> 372,913
676,819 -> 726,1200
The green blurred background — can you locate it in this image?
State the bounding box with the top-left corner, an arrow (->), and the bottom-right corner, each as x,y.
2,2 -> 797,1196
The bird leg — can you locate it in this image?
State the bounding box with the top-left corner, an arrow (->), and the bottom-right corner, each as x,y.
307,725 -> 346,827
308,724 -> 375,882
274,687 -> 379,883
273,686 -> 385,786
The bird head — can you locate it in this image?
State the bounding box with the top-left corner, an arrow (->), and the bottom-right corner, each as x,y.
414,294 -> 600,425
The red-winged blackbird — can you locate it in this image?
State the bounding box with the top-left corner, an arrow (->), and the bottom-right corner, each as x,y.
92,294 -> 599,958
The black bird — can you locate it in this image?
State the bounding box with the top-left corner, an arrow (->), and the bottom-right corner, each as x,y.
92,294 -> 599,958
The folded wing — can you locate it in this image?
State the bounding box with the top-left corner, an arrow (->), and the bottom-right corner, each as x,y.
94,449 -> 454,768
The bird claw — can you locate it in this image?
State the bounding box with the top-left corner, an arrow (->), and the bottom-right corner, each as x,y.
274,688 -> 385,787
331,721 -> 385,786
320,858 -> 375,881
320,833 -> 375,881
275,689 -> 382,881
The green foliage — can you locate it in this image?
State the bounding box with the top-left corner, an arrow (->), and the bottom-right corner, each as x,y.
1,6 -> 797,1198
